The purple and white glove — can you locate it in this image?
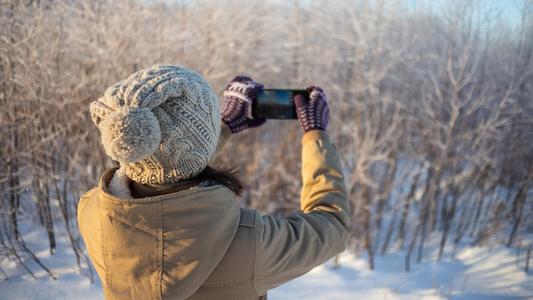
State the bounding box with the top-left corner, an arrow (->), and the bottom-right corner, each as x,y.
221,75 -> 266,133
294,86 -> 329,132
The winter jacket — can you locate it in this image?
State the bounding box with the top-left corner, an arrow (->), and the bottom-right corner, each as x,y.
77,126 -> 350,300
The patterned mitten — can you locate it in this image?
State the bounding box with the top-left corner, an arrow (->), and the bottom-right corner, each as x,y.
294,86 -> 329,132
221,75 -> 266,133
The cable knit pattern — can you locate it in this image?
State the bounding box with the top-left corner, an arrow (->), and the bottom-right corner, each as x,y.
294,86 -> 330,132
221,75 -> 265,133
90,65 -> 220,184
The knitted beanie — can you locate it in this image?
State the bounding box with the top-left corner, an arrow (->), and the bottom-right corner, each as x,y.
90,65 -> 221,184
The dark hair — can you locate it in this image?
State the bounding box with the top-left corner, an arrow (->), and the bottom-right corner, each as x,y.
195,166 -> 243,196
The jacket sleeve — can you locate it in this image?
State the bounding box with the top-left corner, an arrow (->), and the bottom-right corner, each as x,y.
253,130 -> 350,295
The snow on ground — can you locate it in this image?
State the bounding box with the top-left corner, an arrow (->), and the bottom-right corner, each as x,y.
1,228 -> 531,300
272,247 -> 532,300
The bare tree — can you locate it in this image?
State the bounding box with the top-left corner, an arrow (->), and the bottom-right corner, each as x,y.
0,0 -> 531,277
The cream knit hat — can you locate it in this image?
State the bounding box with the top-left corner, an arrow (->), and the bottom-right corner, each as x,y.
90,65 -> 221,184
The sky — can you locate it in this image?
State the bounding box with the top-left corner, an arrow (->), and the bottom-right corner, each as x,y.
409,0 -> 527,28
166,0 -> 528,29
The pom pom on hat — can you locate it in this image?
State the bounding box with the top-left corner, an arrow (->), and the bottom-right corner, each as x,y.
100,107 -> 161,163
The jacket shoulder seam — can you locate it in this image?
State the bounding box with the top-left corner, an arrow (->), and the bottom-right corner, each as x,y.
252,210 -> 261,296
248,210 -> 256,281
238,208 -> 256,228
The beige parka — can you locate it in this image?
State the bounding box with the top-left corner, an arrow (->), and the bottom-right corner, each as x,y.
78,126 -> 350,300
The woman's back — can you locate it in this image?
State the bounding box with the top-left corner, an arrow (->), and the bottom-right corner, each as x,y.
78,65 -> 350,300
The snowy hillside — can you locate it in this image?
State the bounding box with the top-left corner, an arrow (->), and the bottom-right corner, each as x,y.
1,0 -> 533,299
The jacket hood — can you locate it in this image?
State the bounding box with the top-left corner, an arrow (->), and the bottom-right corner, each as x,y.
79,168 -> 241,299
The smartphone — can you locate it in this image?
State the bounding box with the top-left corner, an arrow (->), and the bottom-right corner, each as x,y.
253,89 -> 308,119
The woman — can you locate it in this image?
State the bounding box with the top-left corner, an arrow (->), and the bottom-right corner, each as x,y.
78,65 -> 350,300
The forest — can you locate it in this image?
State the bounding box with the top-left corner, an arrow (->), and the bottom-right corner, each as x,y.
0,0 -> 532,280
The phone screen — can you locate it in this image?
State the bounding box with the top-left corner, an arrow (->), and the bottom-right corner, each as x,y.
253,89 -> 307,119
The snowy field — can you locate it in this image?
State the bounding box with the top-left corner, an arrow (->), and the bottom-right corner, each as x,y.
0,227 -> 531,300
270,248 -> 532,300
